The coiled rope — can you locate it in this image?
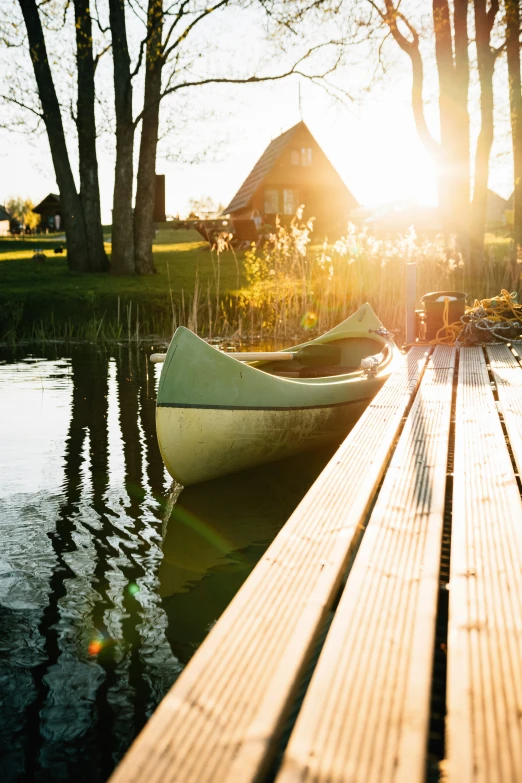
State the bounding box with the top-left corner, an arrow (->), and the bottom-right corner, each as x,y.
430,289 -> 522,346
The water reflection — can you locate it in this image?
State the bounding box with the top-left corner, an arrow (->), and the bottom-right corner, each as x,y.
0,346 -> 336,782
160,447 -> 335,664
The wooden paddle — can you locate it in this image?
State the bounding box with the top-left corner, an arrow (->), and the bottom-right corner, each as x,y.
150,343 -> 342,367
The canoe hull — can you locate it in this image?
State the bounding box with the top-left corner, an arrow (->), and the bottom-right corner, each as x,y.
156,303 -> 400,485
157,398 -> 370,486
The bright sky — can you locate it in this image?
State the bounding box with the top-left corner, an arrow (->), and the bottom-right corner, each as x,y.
0,4 -> 515,223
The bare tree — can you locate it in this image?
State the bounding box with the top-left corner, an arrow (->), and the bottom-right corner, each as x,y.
17,0 -> 93,272
261,0 -> 474,250
14,0 -> 108,272
277,0 -> 509,272
74,0 -> 109,271
470,0 -> 502,269
108,0 -> 345,275
506,0 -> 522,256
109,0 -> 135,275
133,0 -> 164,275
365,0 -> 471,259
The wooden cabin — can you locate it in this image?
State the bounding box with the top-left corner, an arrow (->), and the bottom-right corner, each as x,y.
33,193 -> 63,232
0,205 -> 11,236
223,122 -> 358,235
486,189 -> 508,226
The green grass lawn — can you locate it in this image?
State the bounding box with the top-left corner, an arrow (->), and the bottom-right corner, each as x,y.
0,229 -> 245,340
1,226 -> 516,343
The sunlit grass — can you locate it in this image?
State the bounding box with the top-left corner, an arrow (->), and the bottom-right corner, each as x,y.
235,218 -> 519,343
0,223 -> 517,344
0,249 -> 42,262
0,229 -> 246,341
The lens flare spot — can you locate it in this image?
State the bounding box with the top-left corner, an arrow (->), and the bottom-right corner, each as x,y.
88,639 -> 103,656
127,582 -> 140,596
301,311 -> 318,330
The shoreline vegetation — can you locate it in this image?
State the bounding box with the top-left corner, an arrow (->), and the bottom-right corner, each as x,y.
0,219 -> 518,348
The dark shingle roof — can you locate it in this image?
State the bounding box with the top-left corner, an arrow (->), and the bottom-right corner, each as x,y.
223,123 -> 303,214
0,205 -> 11,221
33,193 -> 60,214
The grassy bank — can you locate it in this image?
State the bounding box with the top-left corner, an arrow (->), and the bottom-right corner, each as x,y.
0,229 -> 245,342
1,224 -> 518,345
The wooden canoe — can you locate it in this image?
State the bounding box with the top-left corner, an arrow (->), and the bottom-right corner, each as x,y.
156,303 -> 400,485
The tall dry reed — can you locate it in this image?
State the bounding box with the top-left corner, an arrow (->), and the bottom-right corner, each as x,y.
232,211 -> 519,343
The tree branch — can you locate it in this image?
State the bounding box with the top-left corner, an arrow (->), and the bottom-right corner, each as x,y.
367,0 -> 440,160
162,0 -> 191,52
133,40 -> 344,127
162,46 -> 342,98
130,36 -> 147,79
2,92 -> 44,119
163,0 -> 230,59
93,0 -> 110,34
94,43 -> 111,72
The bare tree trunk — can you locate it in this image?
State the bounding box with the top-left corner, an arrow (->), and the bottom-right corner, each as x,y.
506,0 -> 522,256
74,0 -> 109,273
381,0 -> 469,257
470,0 -> 499,272
18,0 -> 90,272
452,0 -> 471,259
433,0 -> 458,236
134,0 -> 163,275
433,0 -> 470,255
404,26 -> 449,221
109,0 -> 136,275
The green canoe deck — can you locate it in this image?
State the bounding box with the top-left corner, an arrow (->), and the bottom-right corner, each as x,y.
110,344 -> 522,783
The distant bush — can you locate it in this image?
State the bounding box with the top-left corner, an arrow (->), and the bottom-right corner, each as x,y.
6,197 -> 39,231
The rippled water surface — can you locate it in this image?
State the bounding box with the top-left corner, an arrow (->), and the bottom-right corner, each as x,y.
0,346 -> 336,783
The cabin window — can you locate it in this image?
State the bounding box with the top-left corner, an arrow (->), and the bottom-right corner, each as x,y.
264,189 -> 279,213
283,189 -> 297,215
290,149 -> 300,166
301,148 -> 312,166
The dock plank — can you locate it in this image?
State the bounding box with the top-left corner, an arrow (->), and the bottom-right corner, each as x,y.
276,345 -> 455,783
109,346 -> 430,783
487,343 -> 522,474
446,347 -> 522,781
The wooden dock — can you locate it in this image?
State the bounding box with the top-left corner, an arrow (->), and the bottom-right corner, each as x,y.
110,344 -> 522,783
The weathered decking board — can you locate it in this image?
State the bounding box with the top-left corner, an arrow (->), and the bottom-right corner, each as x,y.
446,347 -> 522,781
488,343 -> 522,474
109,346 -> 430,783
276,346 -> 456,783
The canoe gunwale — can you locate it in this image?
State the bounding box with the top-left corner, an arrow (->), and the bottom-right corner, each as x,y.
156,396 -> 374,412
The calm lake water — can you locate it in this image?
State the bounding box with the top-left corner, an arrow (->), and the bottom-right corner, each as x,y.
0,345 -> 336,783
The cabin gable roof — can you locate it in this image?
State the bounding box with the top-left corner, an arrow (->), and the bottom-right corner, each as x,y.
223,121 -> 356,215
33,193 -> 61,215
224,124 -> 302,214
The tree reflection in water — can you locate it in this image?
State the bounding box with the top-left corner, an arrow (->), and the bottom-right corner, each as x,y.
0,346 -> 336,782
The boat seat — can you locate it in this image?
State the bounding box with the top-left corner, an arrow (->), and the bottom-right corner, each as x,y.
298,365 -> 359,378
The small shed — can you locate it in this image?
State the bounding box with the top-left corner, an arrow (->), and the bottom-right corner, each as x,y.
0,205 -> 11,236
223,122 -> 358,235
33,193 -> 63,231
486,189 -> 508,226
504,190 -> 515,226
363,203 -> 443,236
